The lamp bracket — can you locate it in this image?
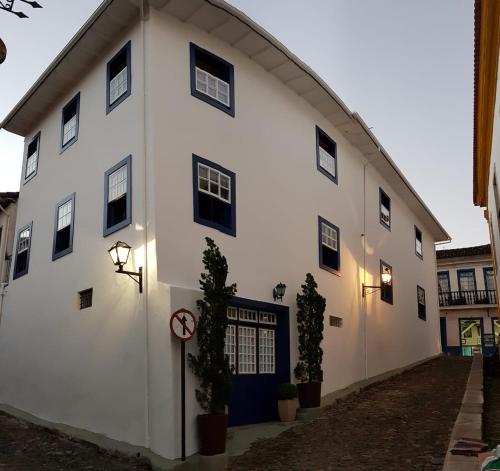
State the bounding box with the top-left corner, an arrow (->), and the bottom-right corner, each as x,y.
116,266 -> 143,293
362,284 -> 383,297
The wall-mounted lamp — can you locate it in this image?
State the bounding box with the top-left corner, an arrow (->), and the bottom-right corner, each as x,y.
362,267 -> 392,297
108,241 -> 143,293
273,282 -> 286,302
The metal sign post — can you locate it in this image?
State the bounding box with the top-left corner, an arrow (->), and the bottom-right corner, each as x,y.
170,308 -> 197,461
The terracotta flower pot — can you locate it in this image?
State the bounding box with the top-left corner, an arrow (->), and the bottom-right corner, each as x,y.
297,382 -> 321,408
197,413 -> 227,456
278,399 -> 297,422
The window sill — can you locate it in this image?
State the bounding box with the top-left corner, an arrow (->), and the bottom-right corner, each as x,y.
319,263 -> 341,277
194,216 -> 236,237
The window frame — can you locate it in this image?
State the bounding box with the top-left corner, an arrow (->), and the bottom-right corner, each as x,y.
316,126 -> 338,184
484,267 -> 495,291
415,225 -> 423,259
13,222 -> 33,280
318,216 -> 340,276
189,42 -> 235,117
417,285 -> 426,321
379,188 -> 391,230
437,271 -> 451,293
60,92 -> 80,153
23,132 -> 41,185
52,192 -> 76,261
457,269 -> 477,293
106,41 -> 132,115
192,154 -> 236,237
103,155 -> 132,237
380,259 -> 393,305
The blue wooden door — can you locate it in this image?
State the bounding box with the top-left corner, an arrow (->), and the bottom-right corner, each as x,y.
440,317 -> 447,353
225,299 -> 290,427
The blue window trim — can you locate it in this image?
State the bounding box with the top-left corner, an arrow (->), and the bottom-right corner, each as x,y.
380,259 -> 393,305
437,270 -> 450,290
52,192 -> 76,261
189,42 -> 235,117
457,269 -> 477,292
103,155 -> 132,237
415,225 -> 423,259
13,221 -> 33,280
417,285 -> 426,321
315,126 -> 338,184
318,215 -> 340,276
106,41 -> 132,115
379,188 -> 391,231
192,154 -> 236,237
23,131 -> 41,185
483,266 -> 494,290
60,92 -> 80,153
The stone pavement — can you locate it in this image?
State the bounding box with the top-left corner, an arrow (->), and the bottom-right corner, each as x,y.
228,356 -> 471,471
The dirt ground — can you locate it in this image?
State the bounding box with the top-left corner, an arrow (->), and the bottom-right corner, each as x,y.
229,356 -> 471,471
0,411 -> 151,471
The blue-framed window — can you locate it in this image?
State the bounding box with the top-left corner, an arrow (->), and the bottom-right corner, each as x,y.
318,216 -> 340,275
437,271 -> 450,293
316,126 -> 337,184
484,267 -> 495,291
417,285 -> 426,321
193,155 -> 236,237
380,260 -> 393,304
13,222 -> 33,280
415,226 -> 423,259
190,43 -> 235,117
379,188 -> 391,230
24,132 -> 41,184
52,193 -> 75,261
106,41 -> 131,114
60,93 -> 80,152
458,269 -> 476,292
103,155 -> 132,236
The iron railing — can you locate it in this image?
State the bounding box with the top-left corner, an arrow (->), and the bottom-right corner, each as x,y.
439,289 -> 497,307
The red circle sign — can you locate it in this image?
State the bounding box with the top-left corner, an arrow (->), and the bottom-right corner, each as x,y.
170,309 -> 197,341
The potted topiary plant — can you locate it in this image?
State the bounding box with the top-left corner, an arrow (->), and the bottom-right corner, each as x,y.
277,383 -> 298,422
294,273 -> 326,409
188,238 -> 237,456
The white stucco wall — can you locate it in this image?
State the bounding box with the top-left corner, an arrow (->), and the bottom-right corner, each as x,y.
0,7 -> 445,462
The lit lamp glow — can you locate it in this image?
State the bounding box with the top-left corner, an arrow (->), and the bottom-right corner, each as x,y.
108,241 -> 143,293
362,267 -> 392,298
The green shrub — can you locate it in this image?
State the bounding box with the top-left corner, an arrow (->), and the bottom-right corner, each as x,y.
277,383 -> 298,400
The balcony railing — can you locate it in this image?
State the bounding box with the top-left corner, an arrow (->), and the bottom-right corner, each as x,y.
439,289 -> 497,307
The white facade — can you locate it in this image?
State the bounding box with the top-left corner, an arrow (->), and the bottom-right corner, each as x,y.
0,193 -> 18,319
0,0 -> 449,462
436,245 -> 498,356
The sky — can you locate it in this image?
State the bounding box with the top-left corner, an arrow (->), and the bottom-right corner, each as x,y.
0,0 -> 487,248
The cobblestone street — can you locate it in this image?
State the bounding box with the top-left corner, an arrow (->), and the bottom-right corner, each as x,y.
229,356 -> 471,471
0,356 -> 471,470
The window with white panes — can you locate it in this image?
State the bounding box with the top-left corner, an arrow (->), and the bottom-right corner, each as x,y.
193,155 -> 236,236
319,217 -> 340,274
227,306 -> 237,320
316,126 -> 337,183
13,223 -> 32,279
259,328 -> 275,374
415,226 -> 423,259
25,133 -> 40,181
198,164 -> 231,203
259,312 -> 277,325
380,189 -> 391,229
225,324 -> 236,371
238,326 -> 256,374
190,43 -> 234,116
61,93 -> 79,149
104,156 -> 131,236
239,309 -> 258,323
107,42 -> 131,113
53,194 -> 75,260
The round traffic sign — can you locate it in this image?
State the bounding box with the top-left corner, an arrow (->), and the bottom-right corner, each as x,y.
170,309 -> 197,341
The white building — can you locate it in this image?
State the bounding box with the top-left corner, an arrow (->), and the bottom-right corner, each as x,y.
437,244 -> 498,356
0,0 -> 449,463
0,192 -> 18,319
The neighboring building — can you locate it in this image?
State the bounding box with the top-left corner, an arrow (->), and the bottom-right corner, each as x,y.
437,244 -> 498,356
0,0 -> 449,462
473,0 -> 500,301
0,192 -> 19,318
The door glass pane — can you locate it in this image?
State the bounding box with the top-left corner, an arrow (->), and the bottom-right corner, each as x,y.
259,328 -> 275,374
438,273 -> 450,293
459,272 -> 476,292
238,326 -> 256,374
